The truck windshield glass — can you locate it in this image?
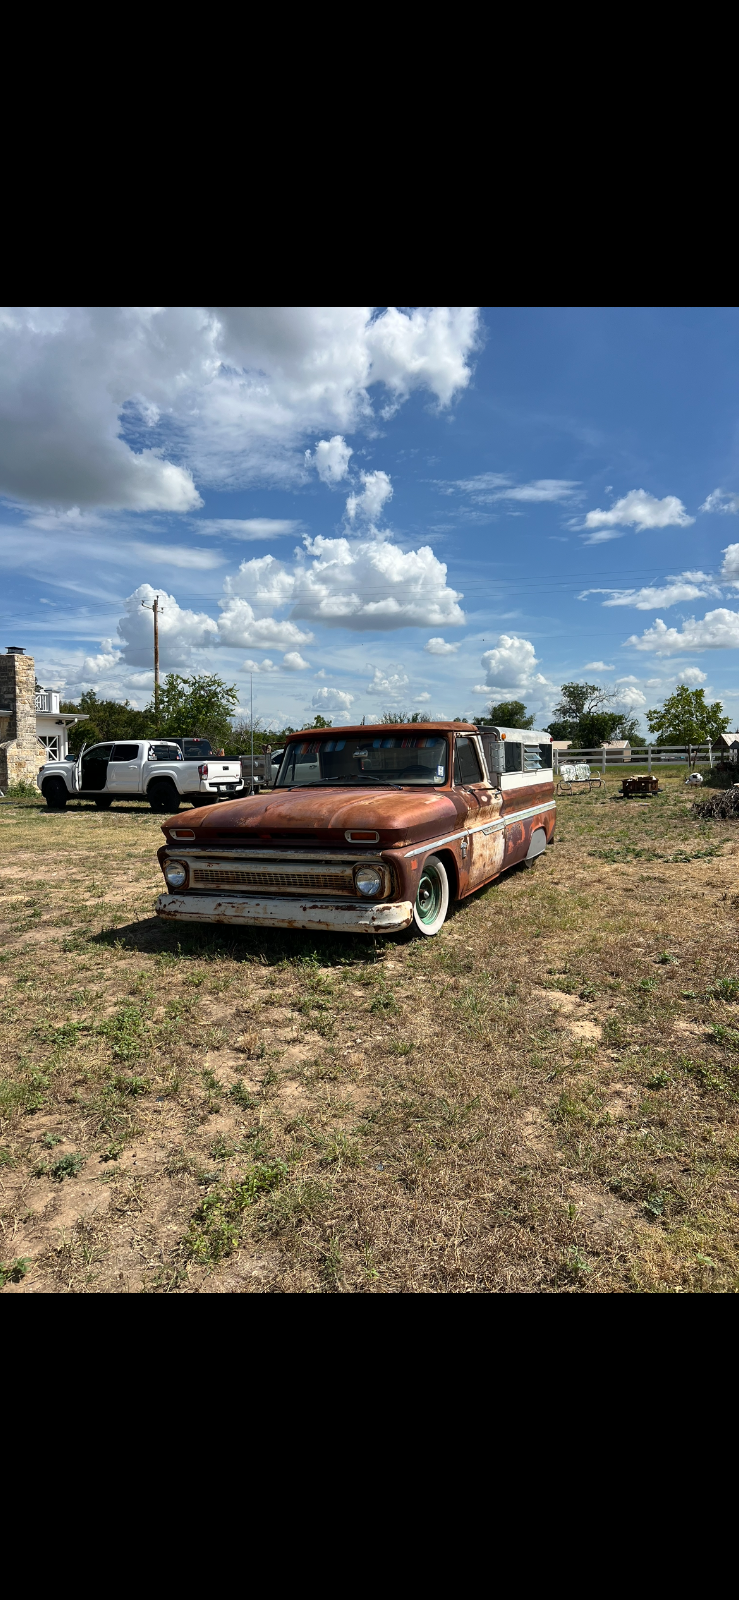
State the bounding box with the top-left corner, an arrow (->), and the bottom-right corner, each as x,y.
277,734 -> 449,787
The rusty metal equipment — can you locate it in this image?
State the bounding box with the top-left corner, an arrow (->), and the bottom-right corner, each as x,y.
621,774 -> 660,797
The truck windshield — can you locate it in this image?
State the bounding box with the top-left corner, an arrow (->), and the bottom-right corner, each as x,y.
277,734 -> 449,787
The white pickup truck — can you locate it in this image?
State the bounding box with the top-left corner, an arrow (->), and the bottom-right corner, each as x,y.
38,740 -> 245,812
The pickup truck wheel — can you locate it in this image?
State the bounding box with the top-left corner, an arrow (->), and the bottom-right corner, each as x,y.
94,797 -> 113,809
148,780 -> 180,813
43,778 -> 68,810
412,854 -> 449,937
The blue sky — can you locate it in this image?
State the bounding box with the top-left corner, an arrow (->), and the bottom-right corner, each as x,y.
2,304 -> 739,731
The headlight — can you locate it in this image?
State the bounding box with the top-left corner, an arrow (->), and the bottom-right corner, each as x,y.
164,859 -> 187,890
354,865 -> 383,897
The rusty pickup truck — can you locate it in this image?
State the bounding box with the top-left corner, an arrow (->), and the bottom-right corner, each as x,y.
154,722 -> 555,938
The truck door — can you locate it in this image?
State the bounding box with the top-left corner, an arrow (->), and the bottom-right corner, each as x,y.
455,735 -> 504,889
80,743 -> 114,792
106,742 -> 142,794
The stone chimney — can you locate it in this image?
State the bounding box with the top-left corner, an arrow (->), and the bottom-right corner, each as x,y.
0,648 -> 40,790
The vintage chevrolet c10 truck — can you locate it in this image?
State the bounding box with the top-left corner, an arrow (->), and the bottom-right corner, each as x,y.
154,722 -> 555,938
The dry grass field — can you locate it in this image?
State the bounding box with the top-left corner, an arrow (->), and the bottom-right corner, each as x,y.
2,772 -> 739,1294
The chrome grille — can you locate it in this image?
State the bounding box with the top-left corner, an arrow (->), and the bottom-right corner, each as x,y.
193,867 -> 352,892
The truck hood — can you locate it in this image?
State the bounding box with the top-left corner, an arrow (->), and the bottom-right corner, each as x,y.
178,786 -> 465,846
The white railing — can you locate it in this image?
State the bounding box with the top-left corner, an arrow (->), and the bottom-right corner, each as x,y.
34,690 -> 60,712
553,744 -> 714,775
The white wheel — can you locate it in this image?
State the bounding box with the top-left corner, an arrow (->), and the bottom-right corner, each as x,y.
412,854 -> 449,937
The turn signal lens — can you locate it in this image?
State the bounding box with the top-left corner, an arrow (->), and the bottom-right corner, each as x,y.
354,865 -> 383,897
164,859 -> 187,889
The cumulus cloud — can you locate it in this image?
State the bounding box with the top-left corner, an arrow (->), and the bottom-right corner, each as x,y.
81,651 -> 120,677
585,661 -> 615,670
415,692 -> 432,703
617,685 -> 647,707
626,608 -> 739,653
218,595 -> 314,651
282,651 -> 310,671
0,307 -> 479,511
346,470 -> 393,525
305,436 -> 353,485
720,544 -> 739,584
367,666 -> 410,699
701,489 -> 739,514
580,572 -> 719,609
221,538 -> 464,633
311,686 -> 355,717
583,489 -> 694,536
242,658 -> 279,674
479,634 -> 548,691
425,637 -> 460,655
117,584 -> 218,668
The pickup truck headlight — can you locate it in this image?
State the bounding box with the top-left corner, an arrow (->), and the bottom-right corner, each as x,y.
354,865 -> 383,897
164,859 -> 188,890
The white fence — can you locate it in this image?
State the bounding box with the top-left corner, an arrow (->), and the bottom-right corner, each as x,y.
553,744 -> 715,775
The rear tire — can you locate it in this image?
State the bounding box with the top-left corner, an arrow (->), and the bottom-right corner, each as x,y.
148,781 -> 180,814
43,779 -> 68,810
412,854 -> 449,937
94,797 -> 113,809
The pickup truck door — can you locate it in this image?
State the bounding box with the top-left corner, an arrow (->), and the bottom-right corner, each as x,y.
80,743 -> 114,792
106,742 -> 143,794
454,735 -> 503,889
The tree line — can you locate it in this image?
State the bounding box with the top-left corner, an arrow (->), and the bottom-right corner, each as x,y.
60,674 -> 732,757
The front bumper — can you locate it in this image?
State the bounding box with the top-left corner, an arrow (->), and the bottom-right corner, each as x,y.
155,891 -> 413,933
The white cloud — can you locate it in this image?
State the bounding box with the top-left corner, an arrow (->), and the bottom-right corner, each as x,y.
117,584 -> 218,668
305,435 -> 353,485
626,608 -> 739,654
583,529 -> 624,545
415,692 -> 431,703
81,651 -> 120,677
311,686 -> 355,717
218,595 -> 314,650
242,658 -> 279,674
480,634 -> 547,691
580,573 -> 719,609
222,537 -> 464,633
196,518 -> 301,541
367,666 -> 410,700
617,685 -> 647,707
583,489 -> 694,534
0,306 -> 479,510
701,489 -> 739,514
453,474 -> 579,504
676,667 -> 707,685
282,651 -> 310,671
585,661 -> 615,670
720,544 -> 739,584
425,636 -> 460,655
346,469 -> 393,525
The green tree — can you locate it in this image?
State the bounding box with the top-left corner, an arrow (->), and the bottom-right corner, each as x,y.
546,682 -> 640,748
646,686 -> 729,748
378,709 -> 432,725
153,674 -> 239,747
475,699 -> 534,729
60,691 -> 154,755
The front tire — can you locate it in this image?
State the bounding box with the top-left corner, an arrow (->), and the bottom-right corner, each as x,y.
43,779 -> 68,810
148,781 -> 180,814
412,854 -> 449,937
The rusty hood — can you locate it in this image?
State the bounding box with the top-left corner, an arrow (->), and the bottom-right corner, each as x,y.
173,785 -> 464,847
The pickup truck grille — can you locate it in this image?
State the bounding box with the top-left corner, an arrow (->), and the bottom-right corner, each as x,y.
192,866 -> 353,893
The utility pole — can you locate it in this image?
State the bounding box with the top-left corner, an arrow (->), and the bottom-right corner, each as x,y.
250,671 -> 254,795
141,595 -> 162,729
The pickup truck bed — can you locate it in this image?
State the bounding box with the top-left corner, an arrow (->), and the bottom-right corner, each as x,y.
39,739 -> 245,811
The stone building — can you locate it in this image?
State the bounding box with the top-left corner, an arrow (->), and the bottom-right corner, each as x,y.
0,647 -> 87,792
